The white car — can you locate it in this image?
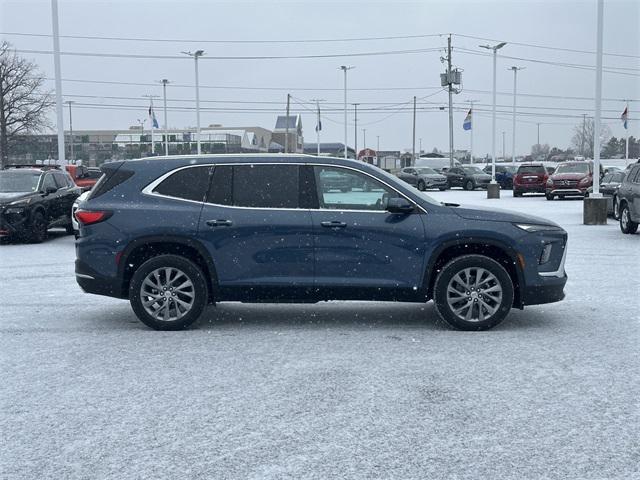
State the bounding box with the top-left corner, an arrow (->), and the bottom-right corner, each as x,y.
71,190 -> 90,233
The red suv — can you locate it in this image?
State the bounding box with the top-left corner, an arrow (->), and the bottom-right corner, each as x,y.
65,165 -> 99,191
513,164 -> 552,197
545,161 -> 598,200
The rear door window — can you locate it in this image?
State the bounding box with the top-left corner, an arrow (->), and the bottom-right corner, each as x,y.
518,166 -> 545,174
153,166 -> 212,202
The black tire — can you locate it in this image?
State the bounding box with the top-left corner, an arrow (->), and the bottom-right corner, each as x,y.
620,204 -> 639,234
613,196 -> 620,220
433,254 -> 514,331
65,222 -> 75,235
417,180 -> 426,191
439,187 -> 448,191
340,187 -> 350,193
129,254 -> 209,330
464,180 -> 475,191
28,211 -> 48,243
546,193 -> 554,201
558,195 -> 565,200
513,190 -> 522,197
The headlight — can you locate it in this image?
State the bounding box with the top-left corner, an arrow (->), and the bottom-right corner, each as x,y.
579,177 -> 590,185
8,198 -> 32,206
546,179 -> 553,186
514,223 -> 563,232
5,206 -> 26,214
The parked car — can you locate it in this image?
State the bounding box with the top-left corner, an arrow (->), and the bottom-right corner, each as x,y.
513,164 -> 550,197
483,165 -> 517,189
545,161 -> 601,200
586,171 -> 626,218
414,157 -> 461,171
396,167 -> 448,191
0,165 -> 80,242
444,166 -> 492,190
71,190 -> 91,235
65,164 -> 100,191
617,163 -> 640,234
75,154 -> 568,332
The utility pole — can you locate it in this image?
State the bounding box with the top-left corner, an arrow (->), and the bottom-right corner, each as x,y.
510,66 -> 524,164
581,114 -> 586,156
363,128 -> 367,149
51,0 -> 65,164
161,79 -> 170,155
340,66 -> 354,159
285,93 -> 290,153
412,96 -> 417,165
181,50 -> 204,154
376,135 -> 380,152
624,101 -> 629,161
311,98 -> 324,156
419,137 -> 422,154
446,35 -> 454,169
65,101 -> 74,163
537,122 -> 541,146
353,103 -> 360,156
502,131 -> 506,161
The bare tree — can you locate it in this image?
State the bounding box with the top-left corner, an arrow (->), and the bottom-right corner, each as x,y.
571,116 -> 611,158
0,41 -> 53,167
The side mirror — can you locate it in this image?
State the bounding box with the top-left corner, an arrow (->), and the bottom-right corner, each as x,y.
44,186 -> 57,195
386,197 -> 414,214
412,171 -> 418,176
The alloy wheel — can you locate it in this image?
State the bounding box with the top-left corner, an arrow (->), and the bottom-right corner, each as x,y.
140,267 -> 195,321
446,267 -> 503,322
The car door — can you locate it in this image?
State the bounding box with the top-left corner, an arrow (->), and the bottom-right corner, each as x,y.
40,173 -> 60,222
447,168 -> 464,187
52,171 -> 77,222
197,162 -> 314,289
401,168 -> 417,185
309,165 -> 427,291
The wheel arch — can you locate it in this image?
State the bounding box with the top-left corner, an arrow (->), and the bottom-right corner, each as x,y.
118,235 -> 218,302
423,237 -> 524,308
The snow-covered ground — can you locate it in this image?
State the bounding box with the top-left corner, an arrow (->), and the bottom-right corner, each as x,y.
1,190 -> 638,479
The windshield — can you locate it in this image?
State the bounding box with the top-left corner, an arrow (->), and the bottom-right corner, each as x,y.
0,171 -> 40,193
415,167 -> 438,175
462,166 -> 484,174
518,165 -> 545,174
555,163 -> 589,174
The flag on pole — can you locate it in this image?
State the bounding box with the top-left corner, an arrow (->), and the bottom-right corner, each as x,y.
621,106 -> 628,130
149,102 -> 159,129
463,108 -> 472,131
315,104 -> 322,132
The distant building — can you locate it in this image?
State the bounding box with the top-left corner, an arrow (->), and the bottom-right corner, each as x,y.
272,115 -> 304,153
302,142 -> 356,158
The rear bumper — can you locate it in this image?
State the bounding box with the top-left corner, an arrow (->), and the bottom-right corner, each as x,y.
75,259 -> 126,299
514,183 -> 545,192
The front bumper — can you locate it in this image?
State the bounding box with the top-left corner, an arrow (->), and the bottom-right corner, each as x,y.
546,187 -> 587,196
0,210 -> 30,238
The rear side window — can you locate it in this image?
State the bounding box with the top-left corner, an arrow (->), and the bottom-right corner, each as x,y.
208,164 -> 300,208
153,166 -> 211,202
518,165 -> 545,174
89,167 -> 134,199
630,166 -> 640,183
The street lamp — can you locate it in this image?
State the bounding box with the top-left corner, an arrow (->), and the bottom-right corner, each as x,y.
340,66 -> 354,159
65,100 -> 74,163
182,50 -> 205,154
509,66 -> 524,165
480,41 -> 507,198
160,79 -> 170,156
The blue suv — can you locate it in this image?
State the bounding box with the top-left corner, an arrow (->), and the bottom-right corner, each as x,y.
75,155 -> 568,331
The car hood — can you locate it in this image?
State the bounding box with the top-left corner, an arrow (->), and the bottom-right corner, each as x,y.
0,191 -> 35,205
419,173 -> 446,180
450,203 -> 559,227
551,173 -> 589,181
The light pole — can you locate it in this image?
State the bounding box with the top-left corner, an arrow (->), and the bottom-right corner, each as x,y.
376,135 -> 380,152
353,103 -> 360,156
160,79 -> 170,155
182,50 -> 204,154
502,131 -> 506,161
480,42 -> 507,198
419,137 -> 422,154
65,101 -> 74,163
509,66 -> 524,165
363,129 -> 366,149
51,0 -> 65,164
340,66 -> 354,159
137,118 -> 147,156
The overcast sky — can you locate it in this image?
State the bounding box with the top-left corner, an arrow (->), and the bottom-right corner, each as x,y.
1,0 -> 638,156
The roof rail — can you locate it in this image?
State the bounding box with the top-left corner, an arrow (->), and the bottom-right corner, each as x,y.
2,164 -> 61,170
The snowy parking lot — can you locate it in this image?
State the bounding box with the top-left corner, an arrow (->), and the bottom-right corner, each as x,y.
1,190 -> 638,479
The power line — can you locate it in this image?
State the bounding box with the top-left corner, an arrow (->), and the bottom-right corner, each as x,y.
14,47 -> 443,61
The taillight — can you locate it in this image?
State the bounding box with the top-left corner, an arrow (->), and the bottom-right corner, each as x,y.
75,209 -> 112,226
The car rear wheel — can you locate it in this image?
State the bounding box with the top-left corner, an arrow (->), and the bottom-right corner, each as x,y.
620,204 -> 639,234
417,180 -> 426,191
28,211 -> 48,243
439,187 -> 448,191
546,193 -> 554,201
433,255 -> 514,331
464,180 -> 475,191
513,190 -> 522,197
129,254 -> 208,330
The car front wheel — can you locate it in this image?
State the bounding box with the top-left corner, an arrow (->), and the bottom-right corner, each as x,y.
417,180 -> 426,191
433,255 -> 514,331
620,204 -> 639,234
129,254 -> 208,330
28,211 -> 48,243
464,180 -> 475,191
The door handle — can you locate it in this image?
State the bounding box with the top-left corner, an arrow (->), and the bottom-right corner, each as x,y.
206,219 -> 233,227
321,221 -> 347,229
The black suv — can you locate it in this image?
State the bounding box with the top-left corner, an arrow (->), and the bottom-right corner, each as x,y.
617,163 -> 640,234
0,165 -> 80,242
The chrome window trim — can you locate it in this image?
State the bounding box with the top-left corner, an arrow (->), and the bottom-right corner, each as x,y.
141,162 -> 427,214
